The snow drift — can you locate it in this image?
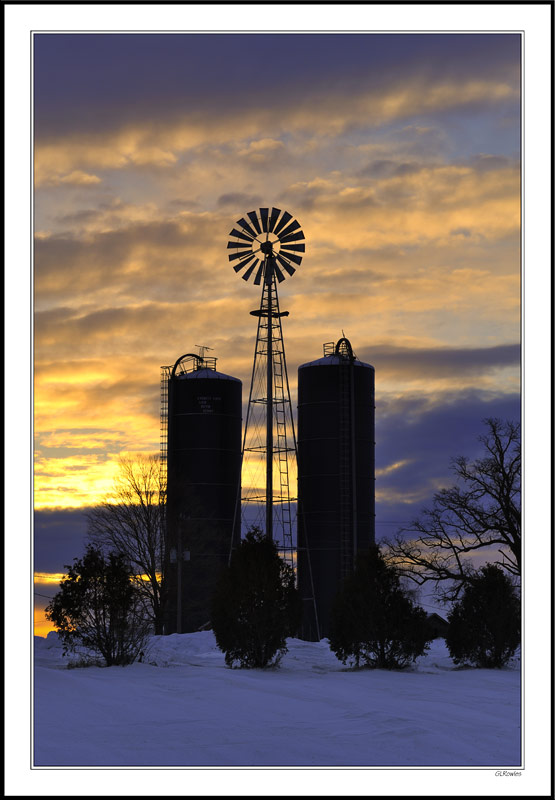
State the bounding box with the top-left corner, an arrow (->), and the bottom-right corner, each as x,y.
34,631 -> 520,767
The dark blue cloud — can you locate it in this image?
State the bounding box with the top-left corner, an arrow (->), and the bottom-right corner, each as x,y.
471,154 -> 512,172
375,390 -> 520,537
34,33 -> 520,137
358,343 -> 520,379
217,192 -> 263,209
34,508 -> 89,574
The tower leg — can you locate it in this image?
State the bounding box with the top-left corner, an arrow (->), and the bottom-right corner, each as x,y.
266,270 -> 273,541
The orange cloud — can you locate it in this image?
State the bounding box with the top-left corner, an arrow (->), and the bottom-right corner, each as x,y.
34,606 -> 55,638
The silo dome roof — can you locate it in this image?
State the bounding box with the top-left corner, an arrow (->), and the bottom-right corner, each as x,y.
175,368 -> 241,382
299,355 -> 374,370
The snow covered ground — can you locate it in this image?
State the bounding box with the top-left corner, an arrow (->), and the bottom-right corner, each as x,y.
34,632 -> 520,768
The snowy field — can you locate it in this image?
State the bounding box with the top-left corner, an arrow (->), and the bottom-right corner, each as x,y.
34,631 -> 521,768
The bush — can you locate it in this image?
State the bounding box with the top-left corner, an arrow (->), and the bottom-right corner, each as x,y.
329,547 -> 433,669
211,527 -> 301,668
446,564 -> 520,668
46,544 -> 150,666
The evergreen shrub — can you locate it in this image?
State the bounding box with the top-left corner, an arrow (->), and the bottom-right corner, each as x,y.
211,527 -> 301,668
46,544 -> 149,666
329,547 -> 432,669
446,564 -> 520,668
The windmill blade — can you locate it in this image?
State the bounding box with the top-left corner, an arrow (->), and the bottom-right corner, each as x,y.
241,261 -> 258,281
229,227 -> 255,244
273,210 -> 292,236
227,241 -> 252,250
233,254 -> 257,273
260,208 -> 269,232
269,207 -> 281,232
279,242 -> 305,253
279,230 -> 305,245
273,262 -> 286,283
278,249 -> 303,265
229,250 -> 255,262
253,263 -> 265,285
247,211 -> 262,234
236,217 -> 258,239
275,253 -> 296,276
277,219 -> 301,240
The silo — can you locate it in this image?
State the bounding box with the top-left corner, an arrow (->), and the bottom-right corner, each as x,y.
297,338 -> 375,640
163,354 -> 242,634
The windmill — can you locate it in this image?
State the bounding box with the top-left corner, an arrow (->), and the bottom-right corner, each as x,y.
227,207 -> 304,568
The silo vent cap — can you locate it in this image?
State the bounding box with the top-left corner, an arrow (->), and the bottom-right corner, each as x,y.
322,338 -> 355,361
334,337 -> 355,361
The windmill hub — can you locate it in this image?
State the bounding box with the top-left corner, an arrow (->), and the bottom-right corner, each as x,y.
260,240 -> 274,255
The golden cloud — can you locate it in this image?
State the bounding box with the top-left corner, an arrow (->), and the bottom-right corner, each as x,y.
34,453 -> 123,509
34,572 -> 67,585
375,459 -> 413,477
375,486 -> 433,505
59,170 -> 102,185
35,76 -> 518,186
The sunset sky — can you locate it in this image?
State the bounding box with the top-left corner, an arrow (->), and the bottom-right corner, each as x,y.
31,30 -> 524,633
4,3 -> 550,796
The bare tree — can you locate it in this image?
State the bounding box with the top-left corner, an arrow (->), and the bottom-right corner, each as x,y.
384,418 -> 520,602
87,453 -> 165,634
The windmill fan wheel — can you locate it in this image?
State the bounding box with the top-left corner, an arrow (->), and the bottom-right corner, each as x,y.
227,207 -> 305,284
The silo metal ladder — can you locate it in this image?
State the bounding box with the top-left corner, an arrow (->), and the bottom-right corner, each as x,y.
273,346 -> 295,571
159,366 -> 171,506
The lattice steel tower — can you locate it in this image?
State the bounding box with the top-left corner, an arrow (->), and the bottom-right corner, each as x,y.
227,207 -> 305,568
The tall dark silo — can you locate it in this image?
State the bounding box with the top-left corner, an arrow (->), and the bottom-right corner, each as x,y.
297,338 -> 375,640
163,353 -> 242,634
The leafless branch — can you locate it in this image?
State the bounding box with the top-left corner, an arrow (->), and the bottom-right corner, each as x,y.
383,418 -> 520,603
86,453 -> 166,634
